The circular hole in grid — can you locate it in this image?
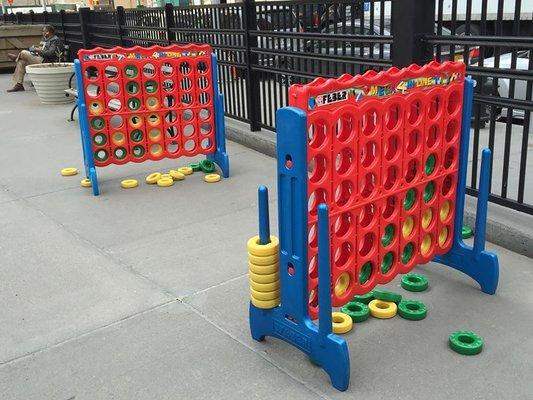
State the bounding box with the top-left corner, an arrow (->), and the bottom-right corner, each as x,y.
308,120 -> 328,149
403,188 -> 417,210
149,128 -> 162,142
308,224 -> 317,247
308,189 -> 327,216
142,63 -> 156,78
335,114 -> 355,142
163,79 -> 175,92
448,90 -> 462,115
422,207 -> 434,230
381,223 -> 395,247
112,131 -> 125,146
309,288 -> 318,307
334,242 -> 353,269
198,76 -> 209,89
201,138 -> 212,150
184,140 -> 196,152
145,80 -> 158,94
360,172 -> 377,198
199,108 -> 210,120
335,147 -> 354,175
182,93 -> 193,105
114,147 -> 127,160
132,145 -> 145,158
147,114 -> 160,126
408,99 -> 423,125
383,165 -> 398,190
86,84 -> 100,98
94,149 -> 108,162
406,129 -> 421,154
359,203 -> 376,228
440,200 -> 452,222
164,95 -> 175,108
427,124 -> 440,148
420,234 -> 433,256
150,143 -> 163,156
381,252 -> 394,274
183,124 -> 195,137
425,153 -> 437,175
428,95 -> 442,119
124,65 -> 138,78
334,212 -> 352,238
146,96 -> 159,110
308,154 -> 327,183
165,111 -> 177,123
384,134 -> 400,161
386,103 -> 401,131
362,108 -> 379,136
106,82 -> 120,96
89,100 -> 103,115
334,272 -> 351,297
361,141 -> 378,168
180,78 -> 192,91
197,61 -> 208,74
402,216 -> 415,238
439,226 -> 449,247
110,115 -> 124,129
446,119 -> 459,143
182,109 -> 194,121
383,196 -> 397,219
84,66 -> 98,80
334,180 -> 354,207
359,261 -> 372,285
104,65 -> 118,79
309,256 -> 318,279
405,159 -> 419,183
107,98 -> 122,112
424,181 -> 436,203
91,117 -> 105,131
167,142 -> 179,153
200,123 -> 212,135
127,97 -> 141,111
161,62 -> 174,76
126,81 -> 139,95
166,126 -> 178,139
444,147 -> 456,169
93,133 -> 107,146
442,175 -> 454,196
199,92 -> 210,105
401,242 -> 415,264
359,232 -> 375,257
179,61 -> 191,74
130,129 -> 144,143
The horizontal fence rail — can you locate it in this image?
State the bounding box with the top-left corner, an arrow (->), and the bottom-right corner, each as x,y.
2,0 -> 531,215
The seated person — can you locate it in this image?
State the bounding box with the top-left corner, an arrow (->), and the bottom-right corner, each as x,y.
6,25 -> 65,93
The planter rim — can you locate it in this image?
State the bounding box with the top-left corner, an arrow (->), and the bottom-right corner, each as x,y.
26,63 -> 74,75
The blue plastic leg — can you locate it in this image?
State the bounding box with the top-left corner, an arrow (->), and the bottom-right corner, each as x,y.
208,150 -> 230,178
89,167 -> 99,196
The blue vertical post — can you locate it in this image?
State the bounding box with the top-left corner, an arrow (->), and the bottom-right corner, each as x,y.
258,186 -> 271,245
317,204 -> 332,344
473,148 -> 491,259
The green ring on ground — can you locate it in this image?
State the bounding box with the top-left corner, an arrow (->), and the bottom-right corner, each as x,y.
94,149 -> 108,162
462,226 -> 474,239
449,330 -> 483,355
91,117 -> 105,130
401,242 -> 414,264
132,145 -> 145,158
423,181 -> 435,203
126,81 -> 140,95
341,301 -> 370,323
130,129 -> 144,143
381,224 -> 395,246
124,65 -> 138,78
359,262 -> 372,284
200,159 -> 216,173
401,273 -> 429,292
145,80 -> 158,93
398,300 -> 427,321
92,133 -> 107,146
190,162 -> 202,172
128,97 -> 141,111
381,251 -> 394,273
373,289 -> 402,303
114,147 -> 127,160
425,153 -> 436,175
352,291 -> 374,304
403,189 -> 417,210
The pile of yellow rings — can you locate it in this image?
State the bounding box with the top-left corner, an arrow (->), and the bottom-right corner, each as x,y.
247,235 -> 280,309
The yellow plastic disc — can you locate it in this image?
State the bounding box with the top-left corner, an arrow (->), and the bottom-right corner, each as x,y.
369,299 -> 398,319
332,312 -> 353,334
80,178 -> 92,188
61,167 -> 78,176
422,208 -> 433,230
121,179 -> 138,189
248,252 -> 279,266
248,261 -> 279,276
157,177 -> 174,187
439,226 -> 449,247
250,296 -> 280,309
146,172 -> 161,184
402,216 -> 415,238
161,173 -> 172,179
420,234 -> 432,255
247,235 -> 279,257
249,270 -> 279,284
169,170 -> 185,181
440,200 -> 452,222
250,279 -> 280,292
250,287 -> 280,301
334,272 -> 351,297
204,173 -> 221,183
178,167 -> 193,175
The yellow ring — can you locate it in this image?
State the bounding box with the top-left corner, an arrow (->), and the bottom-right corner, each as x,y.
146,96 -> 159,110
112,131 -> 126,146
147,113 -> 161,127
422,208 -> 433,230
89,100 -> 103,115
178,167 -> 193,175
439,226 -> 449,247
161,173 -> 172,179
121,179 -> 138,189
204,174 -> 221,183
420,234 -> 432,255
80,178 -> 92,187
248,252 -> 279,266
402,216 -> 415,238
440,200 -> 452,222
369,299 -> 397,319
146,172 -> 161,184
332,312 -> 353,334
250,296 -> 280,309
169,170 -> 185,180
248,261 -> 279,275
250,279 -> 280,292
250,287 -> 280,301
247,235 -> 279,257
249,270 -> 279,284
157,177 -> 174,187
61,167 -> 78,176
129,115 -> 143,129
334,272 -> 351,297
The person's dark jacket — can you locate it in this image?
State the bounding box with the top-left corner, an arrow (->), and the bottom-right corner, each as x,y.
40,35 -> 65,63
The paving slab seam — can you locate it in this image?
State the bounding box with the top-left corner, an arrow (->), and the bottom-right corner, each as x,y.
179,273 -> 248,301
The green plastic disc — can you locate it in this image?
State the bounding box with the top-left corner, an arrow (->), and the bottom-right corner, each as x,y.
124,65 -> 138,78
94,149 -> 109,162
92,133 -> 107,146
449,330 -> 483,355
128,97 -> 141,111
114,147 -> 127,160
425,153 -> 436,175
359,262 -> 372,284
190,162 -> 202,172
130,129 -> 144,143
352,291 -> 374,304
381,224 -> 395,247
126,81 -> 140,95
401,242 -> 414,264
200,159 -> 216,173
91,117 -> 105,131
403,189 -> 417,210
423,181 -> 435,203
132,145 -> 145,158
462,226 -> 474,239
373,289 -> 402,304
341,301 -> 370,323
381,252 -> 394,274
145,80 -> 158,93
398,300 -> 427,321
401,273 -> 429,292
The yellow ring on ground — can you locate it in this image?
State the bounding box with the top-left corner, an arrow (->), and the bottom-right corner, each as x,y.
178,167 -> 193,175
146,172 -> 161,184
440,200 -> 451,222
250,287 -> 280,301
250,279 -> 280,292
422,208 -> 433,230
248,252 -> 279,266
61,167 -> 78,176
161,173 -> 172,179
250,296 -> 280,309
248,261 -> 279,275
204,173 -> 221,183
169,170 -> 185,180
369,299 -> 397,319
121,179 -> 138,189
402,216 -> 415,238
334,272 -> 351,297
249,270 -> 279,284
439,226 -> 449,247
420,234 -> 432,255
80,178 -> 92,187
157,177 -> 174,187
332,312 -> 353,334
247,235 -> 279,257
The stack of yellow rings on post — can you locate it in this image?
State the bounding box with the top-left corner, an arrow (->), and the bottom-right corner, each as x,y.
247,235 -> 280,309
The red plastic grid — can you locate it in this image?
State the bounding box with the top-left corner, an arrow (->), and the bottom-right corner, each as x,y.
289,61 -> 465,318
78,45 -> 216,167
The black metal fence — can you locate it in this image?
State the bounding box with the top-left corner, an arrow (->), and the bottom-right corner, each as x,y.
2,0 -> 532,215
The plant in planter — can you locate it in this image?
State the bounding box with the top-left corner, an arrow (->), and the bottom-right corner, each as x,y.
25,50 -> 75,105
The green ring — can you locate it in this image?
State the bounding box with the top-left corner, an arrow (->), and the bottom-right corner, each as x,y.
341,301 -> 370,323
92,133 -> 107,146
352,291 -> 374,304
128,97 -> 141,111
462,226 -> 474,239
381,224 -> 395,246
132,145 -> 145,158
381,252 -> 394,274
90,117 -> 105,130
425,153 -> 436,175
359,262 -> 372,284
424,181 -> 436,203
398,300 -> 427,321
114,147 -> 127,160
190,162 -> 202,172
94,149 -> 108,162
403,189 -> 417,210
401,273 -> 429,292
126,81 -> 140,95
401,243 -> 414,264
124,65 -> 138,78
200,159 -> 216,173
145,80 -> 158,93
449,330 -> 483,355
130,129 -> 144,143
373,289 -> 402,304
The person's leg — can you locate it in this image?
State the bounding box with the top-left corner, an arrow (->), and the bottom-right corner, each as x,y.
9,51 -> 43,92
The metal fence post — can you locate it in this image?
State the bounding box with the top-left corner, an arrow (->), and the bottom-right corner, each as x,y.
391,0 -> 435,67
116,6 -> 125,46
243,0 -> 261,131
29,10 -> 34,24
79,7 -> 91,49
43,10 -> 48,24
164,3 -> 176,45
59,9 -> 66,39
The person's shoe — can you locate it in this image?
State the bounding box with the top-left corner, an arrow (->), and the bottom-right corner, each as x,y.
7,83 -> 24,93
7,53 -> 17,61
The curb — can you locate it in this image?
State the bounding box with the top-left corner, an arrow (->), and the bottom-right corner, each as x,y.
226,117 -> 533,259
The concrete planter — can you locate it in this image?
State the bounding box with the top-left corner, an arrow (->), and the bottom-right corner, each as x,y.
25,62 -> 75,105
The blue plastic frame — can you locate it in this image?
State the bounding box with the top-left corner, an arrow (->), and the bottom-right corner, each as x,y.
74,52 -> 229,196
249,77 -> 499,391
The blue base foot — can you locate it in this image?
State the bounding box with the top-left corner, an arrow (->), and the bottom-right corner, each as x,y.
249,304 -> 350,391
89,167 -> 99,196
208,151 -> 230,178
